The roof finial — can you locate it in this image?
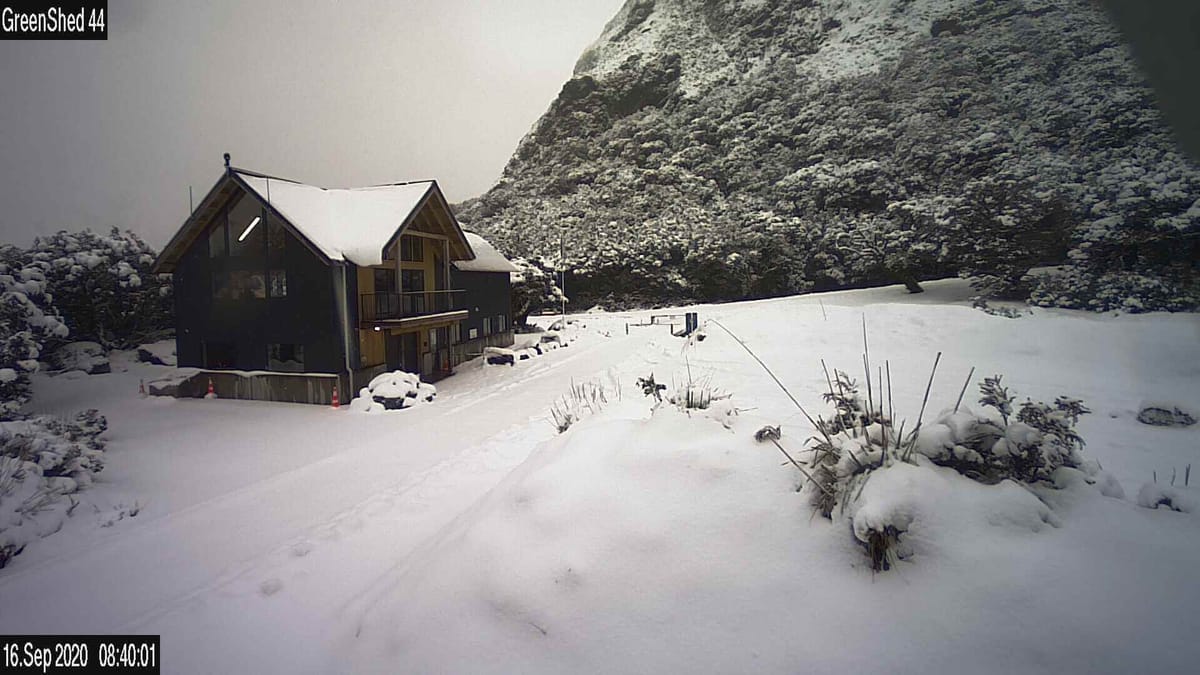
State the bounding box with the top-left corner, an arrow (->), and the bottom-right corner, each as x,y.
223,152 -> 231,169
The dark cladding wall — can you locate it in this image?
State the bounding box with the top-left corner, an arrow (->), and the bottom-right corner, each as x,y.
451,268 -> 512,343
174,188 -> 344,374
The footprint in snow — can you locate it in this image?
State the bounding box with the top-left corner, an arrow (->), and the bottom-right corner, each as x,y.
290,541 -> 313,558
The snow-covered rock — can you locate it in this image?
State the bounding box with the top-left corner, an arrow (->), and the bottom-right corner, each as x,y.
136,340 -> 177,366
50,341 -> 110,375
1136,403 -> 1196,427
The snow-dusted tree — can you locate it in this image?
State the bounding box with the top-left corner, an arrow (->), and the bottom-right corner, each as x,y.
510,257 -> 567,325
0,256 -> 69,419
26,228 -> 172,349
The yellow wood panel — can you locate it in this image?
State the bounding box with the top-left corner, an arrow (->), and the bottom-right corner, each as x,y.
359,328 -> 386,368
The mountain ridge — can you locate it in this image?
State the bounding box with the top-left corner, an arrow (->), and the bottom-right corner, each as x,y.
457,0 -> 1199,312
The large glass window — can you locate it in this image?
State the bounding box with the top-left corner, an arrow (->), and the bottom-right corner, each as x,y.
498,314 -> 507,332
374,267 -> 396,293
228,193 -> 265,257
400,235 -> 424,262
400,269 -> 425,292
224,271 -> 266,299
208,222 -> 226,258
267,216 -> 286,256
483,317 -> 492,335
267,343 -> 305,372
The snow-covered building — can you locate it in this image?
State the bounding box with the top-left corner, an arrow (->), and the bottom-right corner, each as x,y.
450,232 -> 518,363
152,155 -> 516,404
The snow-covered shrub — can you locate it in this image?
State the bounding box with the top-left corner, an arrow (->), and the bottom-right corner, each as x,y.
1136,482 -> 1196,514
25,228 -> 173,349
796,367 -> 1095,570
0,258 -> 69,419
971,296 -> 1026,318
912,378 -> 1091,485
638,369 -> 728,413
49,341 -> 111,375
1028,267 -> 1199,313
0,410 -> 107,568
550,378 -> 618,433
349,371 -> 436,412
510,257 -> 566,326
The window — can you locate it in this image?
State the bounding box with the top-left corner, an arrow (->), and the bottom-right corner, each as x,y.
429,328 -> 439,350
468,327 -> 479,340
228,194 -> 264,257
483,317 -> 492,335
267,217 -> 286,256
498,314 -> 507,332
212,271 -> 266,300
268,343 -> 305,372
400,235 -> 424,262
208,222 -> 227,258
269,269 -> 287,298
374,267 -> 396,293
451,323 -> 461,344
203,341 -> 237,369
400,269 -> 425,292
230,270 -> 266,299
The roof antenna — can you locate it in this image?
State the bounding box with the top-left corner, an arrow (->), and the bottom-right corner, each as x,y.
223,152 -> 231,171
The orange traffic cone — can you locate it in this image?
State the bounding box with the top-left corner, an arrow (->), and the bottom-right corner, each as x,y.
206,377 -> 216,399
138,379 -> 147,398
331,383 -> 340,409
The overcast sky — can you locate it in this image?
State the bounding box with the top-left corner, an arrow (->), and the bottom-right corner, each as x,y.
0,0 -> 624,248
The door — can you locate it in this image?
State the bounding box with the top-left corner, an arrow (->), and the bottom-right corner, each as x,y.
385,334 -> 401,371
401,332 -> 420,374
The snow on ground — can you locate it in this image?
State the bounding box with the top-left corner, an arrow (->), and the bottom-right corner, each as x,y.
1,279 -> 1198,673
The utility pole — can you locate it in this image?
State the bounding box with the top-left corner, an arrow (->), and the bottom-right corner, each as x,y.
559,224 -> 566,327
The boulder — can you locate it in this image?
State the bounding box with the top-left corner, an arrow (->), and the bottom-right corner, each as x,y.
1137,405 -> 1196,427
136,340 -> 177,366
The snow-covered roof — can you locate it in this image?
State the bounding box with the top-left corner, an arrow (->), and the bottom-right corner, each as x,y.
235,172 -> 438,267
453,232 -> 518,273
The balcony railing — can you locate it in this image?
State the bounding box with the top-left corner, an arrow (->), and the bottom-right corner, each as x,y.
360,290 -> 466,322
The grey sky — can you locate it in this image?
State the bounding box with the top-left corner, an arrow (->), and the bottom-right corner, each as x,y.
0,0 -> 624,248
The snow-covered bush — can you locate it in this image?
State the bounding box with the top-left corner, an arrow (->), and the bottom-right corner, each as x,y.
1136,482 -> 1196,514
550,377 -> 618,433
797,368 -> 1095,570
1028,267 -> 1199,313
510,257 -> 566,325
0,258 -> 69,419
25,228 -> 173,349
970,296 -> 1026,318
49,341 -> 111,375
349,371 -> 436,412
0,410 -> 107,568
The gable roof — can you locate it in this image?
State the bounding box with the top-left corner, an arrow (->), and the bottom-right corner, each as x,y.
453,232 -> 518,273
153,167 -> 476,273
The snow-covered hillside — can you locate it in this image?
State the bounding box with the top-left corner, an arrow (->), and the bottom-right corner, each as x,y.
457,0 -> 1200,312
1,280 -> 1198,673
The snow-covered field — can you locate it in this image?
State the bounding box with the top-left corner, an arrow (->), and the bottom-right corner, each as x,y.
2,279 -> 1198,673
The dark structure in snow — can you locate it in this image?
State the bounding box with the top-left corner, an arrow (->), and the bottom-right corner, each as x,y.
451,232 -> 518,362
153,157 -> 515,404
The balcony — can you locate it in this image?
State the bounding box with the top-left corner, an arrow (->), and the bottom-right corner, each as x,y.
360,290 -> 466,323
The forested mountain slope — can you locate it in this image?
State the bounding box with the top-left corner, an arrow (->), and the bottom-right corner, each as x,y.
456,0 -> 1199,311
